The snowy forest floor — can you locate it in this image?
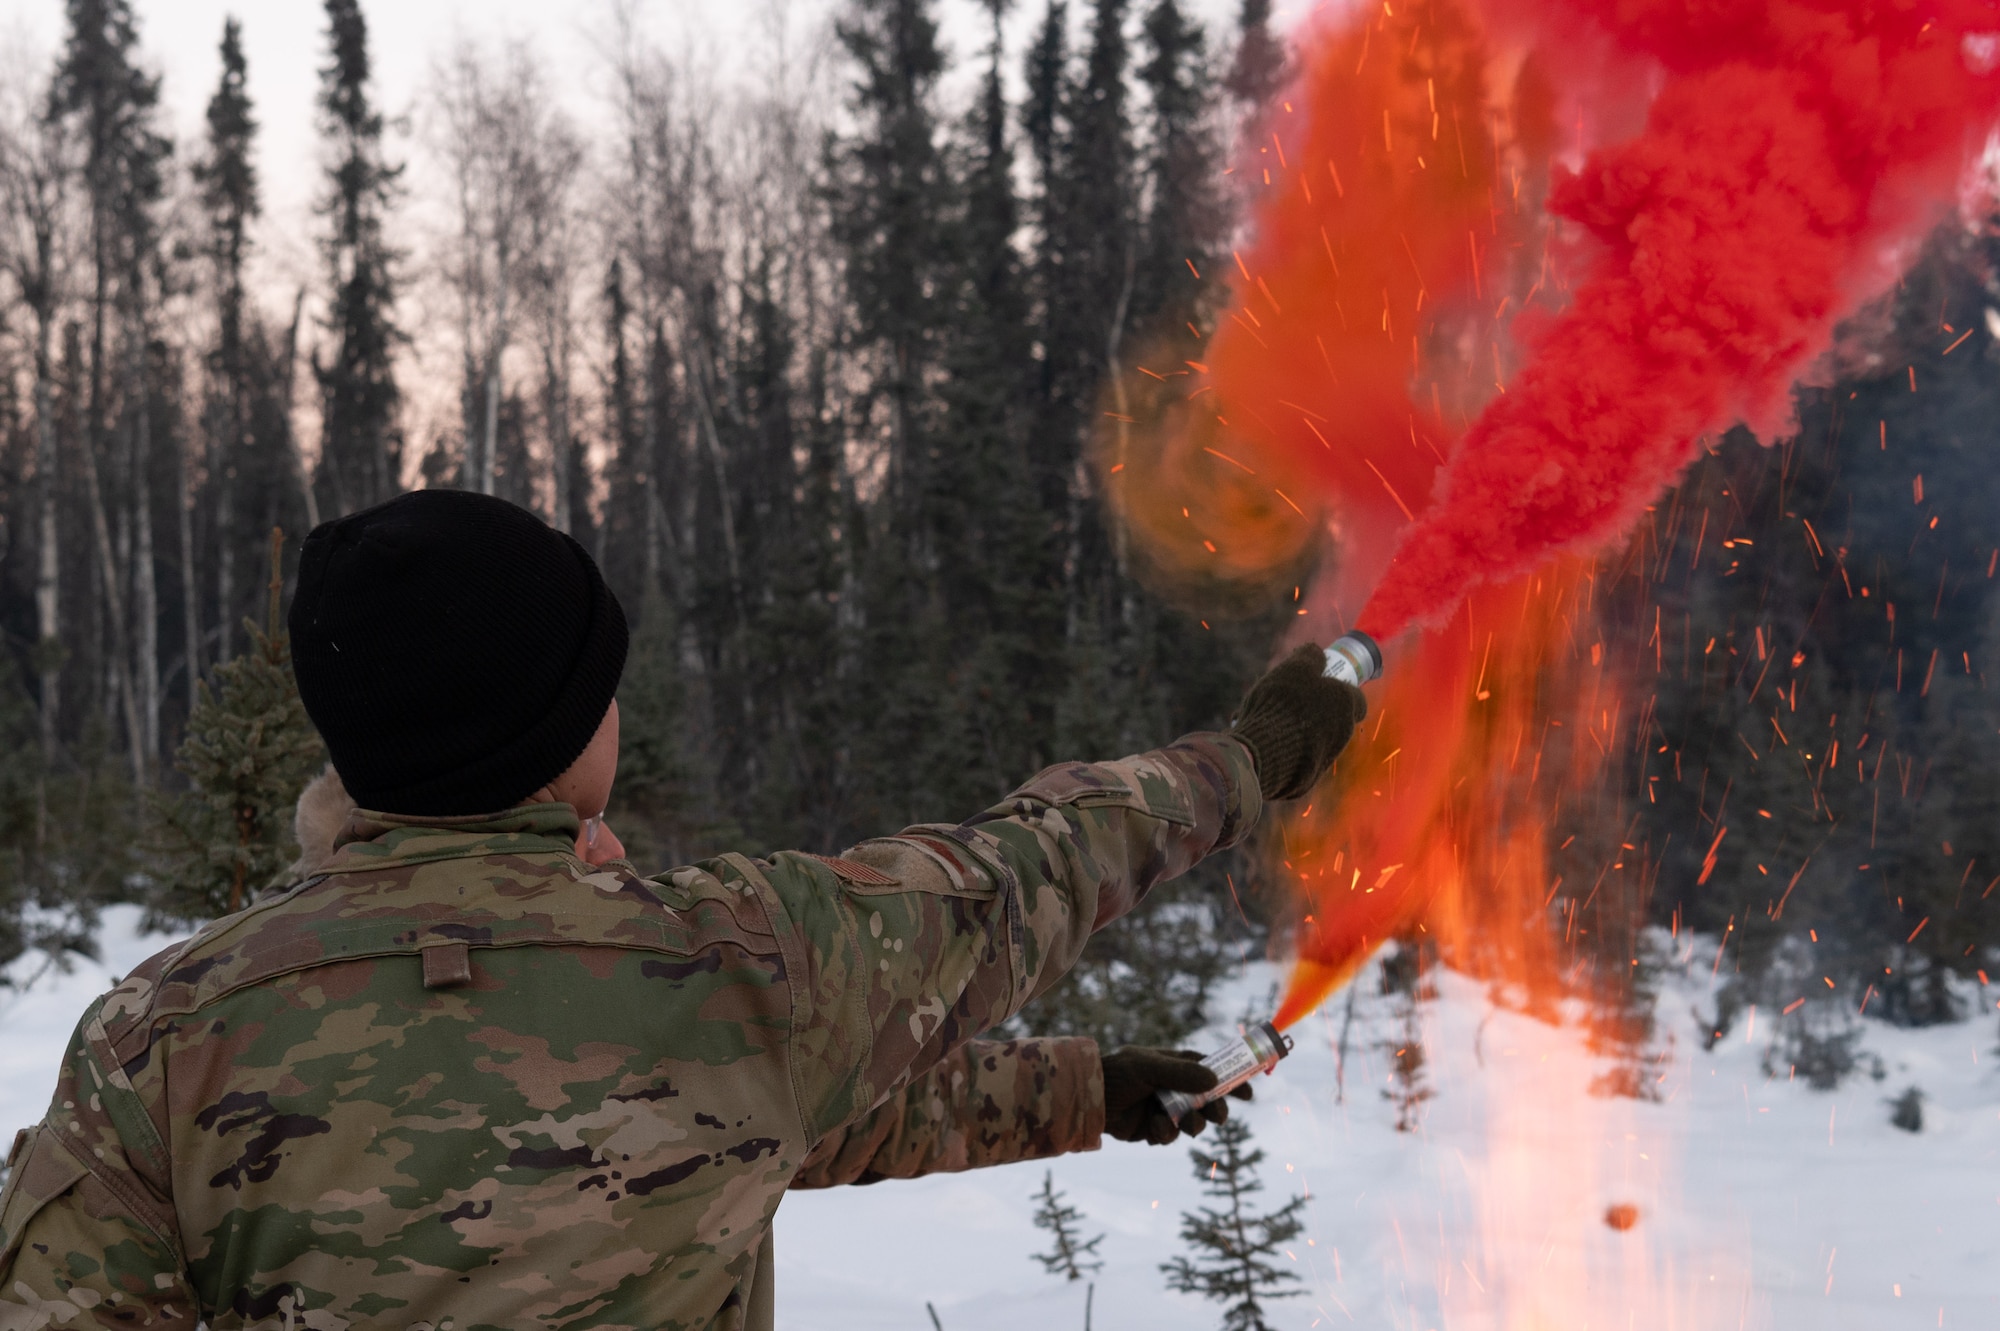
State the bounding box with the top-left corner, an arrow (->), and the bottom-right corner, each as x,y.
3,909 -> 1995,1330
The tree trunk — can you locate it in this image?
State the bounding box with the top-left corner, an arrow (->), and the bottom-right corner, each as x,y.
545,339 -> 570,533
215,317 -> 239,664
177,409 -> 201,715
32,312 -> 61,759
1104,230 -> 1136,592
280,288 -> 319,529
642,370 -> 662,594
85,209 -> 146,784
479,257 -> 510,496
480,351 -> 502,495
77,419 -> 144,785
131,332 -> 161,772
681,326 -> 745,632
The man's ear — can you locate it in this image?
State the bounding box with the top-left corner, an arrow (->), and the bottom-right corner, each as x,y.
291,764 -> 357,876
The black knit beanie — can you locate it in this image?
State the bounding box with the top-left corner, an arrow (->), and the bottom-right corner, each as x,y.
289,490 -> 628,816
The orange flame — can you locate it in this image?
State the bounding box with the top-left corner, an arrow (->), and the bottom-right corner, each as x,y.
1107,0 -> 1589,1013
1273,558 -> 1615,1029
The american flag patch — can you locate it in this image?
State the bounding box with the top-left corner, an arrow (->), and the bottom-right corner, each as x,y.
807,853 -> 901,887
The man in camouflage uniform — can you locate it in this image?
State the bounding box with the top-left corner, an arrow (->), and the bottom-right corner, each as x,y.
0,491 -> 1362,1329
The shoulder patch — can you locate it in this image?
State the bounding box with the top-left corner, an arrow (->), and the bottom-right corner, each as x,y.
806,854 -> 901,887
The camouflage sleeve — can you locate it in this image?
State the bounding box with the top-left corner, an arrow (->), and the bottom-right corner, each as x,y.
790,1036 -> 1103,1189
0,1006 -> 193,1329
724,731 -> 1259,1140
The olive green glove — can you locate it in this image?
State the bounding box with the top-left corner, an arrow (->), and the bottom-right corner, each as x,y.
1101,1046 -> 1253,1145
1232,642 -> 1368,801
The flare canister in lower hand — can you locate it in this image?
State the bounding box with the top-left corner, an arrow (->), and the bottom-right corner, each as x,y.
1155,1020 -> 1295,1123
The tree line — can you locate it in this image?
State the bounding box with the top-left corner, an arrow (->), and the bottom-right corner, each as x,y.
0,0 -> 1294,1046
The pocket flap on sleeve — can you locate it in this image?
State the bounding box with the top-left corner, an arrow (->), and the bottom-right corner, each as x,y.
1013,760 -> 1195,826
0,1124 -> 90,1270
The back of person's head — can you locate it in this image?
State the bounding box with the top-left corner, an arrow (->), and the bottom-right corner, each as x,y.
289,489 -> 627,817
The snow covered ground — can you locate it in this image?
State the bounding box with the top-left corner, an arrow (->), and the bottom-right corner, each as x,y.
4,907 -> 1996,1330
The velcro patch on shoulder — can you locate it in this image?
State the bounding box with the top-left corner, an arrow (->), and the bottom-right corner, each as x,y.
807,853 -> 901,887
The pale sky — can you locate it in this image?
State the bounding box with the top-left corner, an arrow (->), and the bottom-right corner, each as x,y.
0,0 -> 1281,229
0,0 -> 1307,458
0,1 -> 818,290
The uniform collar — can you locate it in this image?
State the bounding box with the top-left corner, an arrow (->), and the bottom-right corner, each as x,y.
321,802 -> 583,871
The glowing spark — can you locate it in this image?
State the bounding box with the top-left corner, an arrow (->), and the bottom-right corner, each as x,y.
1361,458 -> 1415,521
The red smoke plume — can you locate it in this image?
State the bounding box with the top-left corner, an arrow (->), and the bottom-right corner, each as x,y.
1361,0 -> 2000,639
1106,0 -> 2000,1027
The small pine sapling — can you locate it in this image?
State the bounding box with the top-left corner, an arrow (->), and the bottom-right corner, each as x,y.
1761,1002 -> 1867,1091
1032,1169 -> 1104,1280
1032,1170 -> 1104,1329
1333,982 -> 1358,1105
1888,1084 -> 1924,1133
1586,934 -> 1667,1103
0,652 -> 126,982
1378,939 -> 1435,1132
150,530 -> 325,925
1161,1114 -> 1307,1331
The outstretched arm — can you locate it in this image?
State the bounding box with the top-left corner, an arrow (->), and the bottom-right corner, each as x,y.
790,1036 -> 1102,1188
721,731 -> 1263,1142
712,646 -> 1361,1149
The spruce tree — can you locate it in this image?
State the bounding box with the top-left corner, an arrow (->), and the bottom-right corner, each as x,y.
1032,1168 -> 1104,1330
1022,0 -> 1069,245
0,650 -> 61,974
314,0 -> 403,516
920,0 -> 1065,813
827,0 -> 949,497
1027,0 -> 1135,554
149,532 -> 325,925
826,0 -> 957,830
1060,0 -> 1136,384
596,258 -> 647,609
754,336 -> 851,853
1223,0 -> 1288,109
1030,1169 -> 1104,1280
609,588 -> 729,865
1161,1114 -> 1306,1331
1378,939 -> 1435,1132
54,0 -> 173,785
194,17 -> 258,664
1134,0 -> 1225,349
1889,1085 -> 1924,1132
705,248 -> 846,851
1628,233 -> 2000,1045
0,710 -> 139,982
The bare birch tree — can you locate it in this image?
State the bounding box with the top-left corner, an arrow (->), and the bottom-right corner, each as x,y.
433,41 -> 539,498
516,82 -> 585,530
0,65 -> 76,763
55,0 -> 172,785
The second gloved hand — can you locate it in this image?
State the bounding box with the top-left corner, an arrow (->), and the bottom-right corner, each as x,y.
1102,1046 -> 1254,1146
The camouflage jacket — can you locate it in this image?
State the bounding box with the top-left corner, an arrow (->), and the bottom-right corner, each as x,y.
0,733 -> 1258,1330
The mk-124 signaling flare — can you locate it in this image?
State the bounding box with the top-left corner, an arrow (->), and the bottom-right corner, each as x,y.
1155,1020 -> 1295,1123
1321,630 -> 1383,687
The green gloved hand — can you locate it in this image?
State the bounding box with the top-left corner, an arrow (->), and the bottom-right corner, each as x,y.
1102,1046 -> 1253,1146
1232,642 -> 1368,801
